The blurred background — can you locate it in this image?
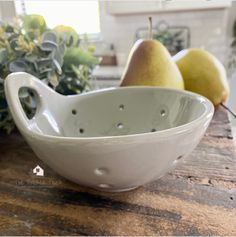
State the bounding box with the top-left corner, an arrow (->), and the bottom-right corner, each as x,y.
0,0 -> 236,120
1,1 -> 235,79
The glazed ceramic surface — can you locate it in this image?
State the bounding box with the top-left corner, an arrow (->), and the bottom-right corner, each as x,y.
5,72 -> 214,192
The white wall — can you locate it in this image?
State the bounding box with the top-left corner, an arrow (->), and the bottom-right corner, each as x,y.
99,1 -> 230,65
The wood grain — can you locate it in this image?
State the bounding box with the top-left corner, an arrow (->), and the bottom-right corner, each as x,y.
0,106 -> 235,235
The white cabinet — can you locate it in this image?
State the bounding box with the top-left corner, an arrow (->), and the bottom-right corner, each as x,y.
106,0 -> 232,15
106,1 -> 162,15
161,0 -> 232,11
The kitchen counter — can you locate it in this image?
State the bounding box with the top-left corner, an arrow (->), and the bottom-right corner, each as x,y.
92,66 -> 124,80
92,66 -> 124,88
0,107 -> 236,235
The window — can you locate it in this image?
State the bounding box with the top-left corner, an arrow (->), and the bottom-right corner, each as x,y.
14,0 -> 100,36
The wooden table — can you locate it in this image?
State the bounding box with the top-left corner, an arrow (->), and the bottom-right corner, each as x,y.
0,107 -> 236,235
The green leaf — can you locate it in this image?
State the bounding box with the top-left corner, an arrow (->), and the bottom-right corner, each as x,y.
40,40 -> 58,51
37,58 -> 52,67
0,49 -> 7,64
9,38 -> 18,50
63,47 -> 99,69
9,60 -> 29,72
47,71 -> 59,87
39,67 -> 52,74
18,88 -> 29,98
52,59 -> 62,74
53,25 -> 79,46
58,42 -> 66,55
52,48 -> 63,66
23,14 -> 47,35
25,54 -> 38,63
5,25 -> 14,33
24,94 -> 37,109
43,31 -> 57,43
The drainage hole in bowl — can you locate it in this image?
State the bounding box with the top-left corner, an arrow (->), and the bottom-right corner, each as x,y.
117,123 -> 124,129
151,128 -> 156,132
119,104 -> 124,111
177,155 -> 183,160
79,128 -> 84,134
98,183 -> 112,189
94,167 -> 109,176
72,109 -> 77,115
160,109 -> 166,117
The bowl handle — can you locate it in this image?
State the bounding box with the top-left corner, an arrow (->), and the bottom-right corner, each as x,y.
4,72 -> 56,130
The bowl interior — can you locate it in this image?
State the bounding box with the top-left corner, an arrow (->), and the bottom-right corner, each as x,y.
31,87 -> 208,138
27,87 -> 210,138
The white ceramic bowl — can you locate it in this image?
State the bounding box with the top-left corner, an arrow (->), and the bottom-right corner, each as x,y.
5,72 -> 214,192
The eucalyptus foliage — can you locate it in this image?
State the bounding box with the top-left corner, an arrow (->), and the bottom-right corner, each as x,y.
0,15 -> 99,133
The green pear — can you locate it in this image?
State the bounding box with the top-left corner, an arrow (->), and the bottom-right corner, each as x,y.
120,39 -> 184,89
174,48 -> 230,106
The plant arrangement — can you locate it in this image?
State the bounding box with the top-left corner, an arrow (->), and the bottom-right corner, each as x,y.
153,30 -> 183,52
0,14 -> 99,133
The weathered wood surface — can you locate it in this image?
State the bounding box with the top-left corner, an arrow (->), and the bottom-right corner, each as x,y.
0,107 -> 235,235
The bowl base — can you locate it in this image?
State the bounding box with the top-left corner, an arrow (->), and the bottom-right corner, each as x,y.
93,186 -> 139,193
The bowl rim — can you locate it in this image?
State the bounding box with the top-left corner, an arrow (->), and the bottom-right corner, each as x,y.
24,86 -> 214,141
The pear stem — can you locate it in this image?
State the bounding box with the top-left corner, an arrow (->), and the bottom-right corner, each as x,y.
148,16 -> 153,40
220,103 -> 236,118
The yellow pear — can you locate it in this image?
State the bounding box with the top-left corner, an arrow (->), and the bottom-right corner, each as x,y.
120,39 -> 184,89
174,48 -> 230,106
